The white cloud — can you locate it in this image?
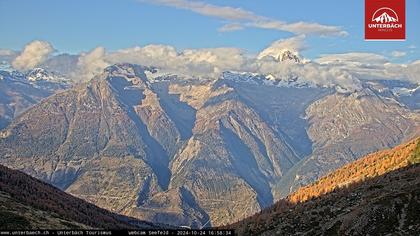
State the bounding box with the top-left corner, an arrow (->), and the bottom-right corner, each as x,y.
255,57 -> 362,92
147,0 -> 256,21
258,35 -> 306,60
218,23 -> 245,32
248,21 -> 348,37
105,45 -> 249,77
143,0 -> 348,37
0,49 -> 16,56
12,41 -> 55,70
74,47 -> 109,81
101,38 -> 362,92
382,62 -> 420,83
315,52 -> 420,84
391,51 -> 407,58
0,49 -> 18,65
315,52 -> 388,65
406,62 -> 420,83
38,36 -> 418,93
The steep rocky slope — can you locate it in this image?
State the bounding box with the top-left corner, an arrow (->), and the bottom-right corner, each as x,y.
0,164 -> 157,229
275,89 -> 420,197
230,138 -> 420,235
0,64 -> 300,227
0,63 -> 418,227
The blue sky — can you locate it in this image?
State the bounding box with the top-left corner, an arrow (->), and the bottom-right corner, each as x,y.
0,0 -> 419,62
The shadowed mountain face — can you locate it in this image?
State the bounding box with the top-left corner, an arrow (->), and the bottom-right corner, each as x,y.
230,138 -> 420,235
0,164 -> 158,230
0,63 -> 419,227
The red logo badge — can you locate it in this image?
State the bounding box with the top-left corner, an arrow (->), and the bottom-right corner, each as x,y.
365,0 -> 405,40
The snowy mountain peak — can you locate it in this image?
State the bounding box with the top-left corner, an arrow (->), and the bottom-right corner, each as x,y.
104,63 -> 156,77
221,71 -> 314,88
0,61 -> 13,72
258,49 -> 301,63
105,63 -> 143,76
0,70 -> 25,81
26,68 -> 67,82
103,63 -> 159,87
279,50 -> 301,63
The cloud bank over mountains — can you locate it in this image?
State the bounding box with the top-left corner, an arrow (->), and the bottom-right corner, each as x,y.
315,53 -> 420,84
1,38 -> 419,93
1,1 -> 415,92
257,35 -> 306,60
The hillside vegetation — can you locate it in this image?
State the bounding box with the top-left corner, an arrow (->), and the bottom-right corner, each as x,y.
0,164 -> 157,229
289,138 -> 420,204
229,138 -> 420,235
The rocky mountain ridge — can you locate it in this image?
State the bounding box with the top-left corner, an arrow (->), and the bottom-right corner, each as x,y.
0,68 -> 70,129
0,63 -> 418,227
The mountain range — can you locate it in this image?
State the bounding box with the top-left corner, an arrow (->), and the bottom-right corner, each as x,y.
0,68 -> 69,129
0,59 -> 419,228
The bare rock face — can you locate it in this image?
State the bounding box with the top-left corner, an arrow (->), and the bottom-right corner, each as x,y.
0,63 -> 418,227
0,64 -> 301,227
167,98 -> 299,225
275,89 -> 420,198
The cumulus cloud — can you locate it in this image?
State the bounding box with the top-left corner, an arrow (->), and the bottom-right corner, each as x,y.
73,47 -> 109,81
258,35 -> 306,60
315,52 -> 420,83
315,52 -> 389,65
246,21 -> 348,37
405,61 -> 420,83
391,51 -> 407,58
254,56 -> 362,92
147,0 -> 257,21
0,49 -> 16,56
97,38 -> 361,92
39,35 -> 418,93
143,0 -> 348,37
105,45 -> 249,77
0,49 -> 18,65
382,62 -> 420,83
12,41 -> 55,70
218,23 -> 245,32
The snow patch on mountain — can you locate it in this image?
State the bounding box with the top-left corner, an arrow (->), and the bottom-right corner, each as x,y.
221,71 -> 315,89
391,86 -> 419,97
258,49 -> 302,63
26,68 -> 68,83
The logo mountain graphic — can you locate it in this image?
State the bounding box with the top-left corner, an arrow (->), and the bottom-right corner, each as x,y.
373,12 -> 398,23
371,7 -> 399,23
365,1 -> 405,40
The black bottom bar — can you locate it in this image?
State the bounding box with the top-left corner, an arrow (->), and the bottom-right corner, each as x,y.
0,230 -> 234,236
